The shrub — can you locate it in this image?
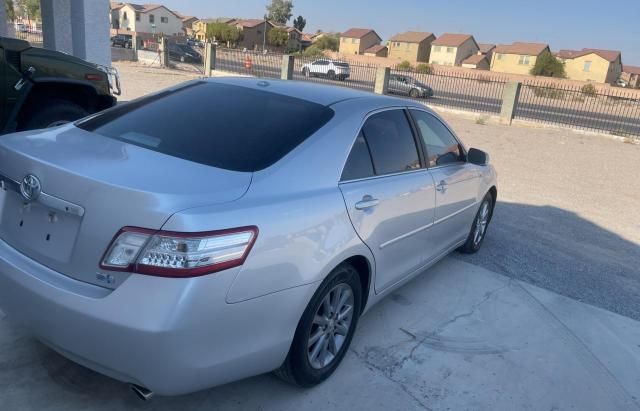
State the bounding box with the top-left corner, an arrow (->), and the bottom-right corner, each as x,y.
530,51 -> 566,78
476,116 -> 489,125
397,60 -> 413,71
302,45 -> 325,58
415,63 -> 432,74
533,87 -> 566,100
581,83 -> 597,97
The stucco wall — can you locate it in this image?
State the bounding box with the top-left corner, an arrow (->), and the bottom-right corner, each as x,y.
339,32 -> 380,55
430,39 -> 477,66
117,5 -> 182,36
388,38 -> 433,63
490,52 -> 539,75
563,54 -> 622,84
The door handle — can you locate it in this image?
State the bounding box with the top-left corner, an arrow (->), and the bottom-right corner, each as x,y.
355,196 -> 379,210
436,181 -> 448,193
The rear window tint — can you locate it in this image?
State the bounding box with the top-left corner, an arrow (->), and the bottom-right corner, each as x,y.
78,82 -> 334,172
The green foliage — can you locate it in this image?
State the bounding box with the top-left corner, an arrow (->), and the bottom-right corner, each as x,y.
302,45 -> 324,57
533,87 -> 565,100
313,33 -> 339,51
268,27 -> 289,47
293,15 -> 306,31
530,51 -> 566,78
416,63 -> 432,74
581,83 -> 597,97
206,23 -> 241,44
266,0 -> 293,25
15,0 -> 40,20
5,0 -> 16,21
397,60 -> 413,71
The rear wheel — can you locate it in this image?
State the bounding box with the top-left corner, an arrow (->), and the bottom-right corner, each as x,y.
303,67 -> 310,77
327,70 -> 336,80
22,99 -> 88,131
409,88 -> 420,98
275,263 -> 362,387
458,192 -> 494,254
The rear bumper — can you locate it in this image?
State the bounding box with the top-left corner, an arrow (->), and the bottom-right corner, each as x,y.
0,238 -> 317,395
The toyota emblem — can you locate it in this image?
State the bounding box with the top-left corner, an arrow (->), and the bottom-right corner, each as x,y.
20,174 -> 41,202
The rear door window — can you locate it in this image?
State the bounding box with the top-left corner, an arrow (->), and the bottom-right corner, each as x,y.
78,82 -> 334,172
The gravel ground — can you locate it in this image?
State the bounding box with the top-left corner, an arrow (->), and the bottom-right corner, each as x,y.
113,62 -> 640,320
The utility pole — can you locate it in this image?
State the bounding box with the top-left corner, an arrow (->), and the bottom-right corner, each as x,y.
262,14 -> 267,52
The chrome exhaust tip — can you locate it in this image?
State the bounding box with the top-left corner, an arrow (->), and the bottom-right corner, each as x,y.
130,384 -> 154,401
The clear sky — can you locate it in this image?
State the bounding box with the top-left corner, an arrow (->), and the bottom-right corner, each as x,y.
161,0 -> 640,65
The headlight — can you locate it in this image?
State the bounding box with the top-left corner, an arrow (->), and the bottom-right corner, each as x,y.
96,64 -> 121,96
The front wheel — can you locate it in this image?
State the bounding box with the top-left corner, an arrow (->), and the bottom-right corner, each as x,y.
303,68 -> 310,77
458,192 -> 494,254
275,263 -> 362,387
327,70 -> 336,80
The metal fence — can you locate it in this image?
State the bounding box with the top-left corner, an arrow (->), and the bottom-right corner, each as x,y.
293,56 -> 377,92
515,82 -> 640,136
216,48 -> 283,79
390,68 -> 507,114
11,30 -> 43,46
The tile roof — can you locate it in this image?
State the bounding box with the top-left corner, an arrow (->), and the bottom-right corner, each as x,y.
478,43 -> 496,54
365,44 -> 388,54
462,54 -> 488,65
623,65 -> 640,75
341,28 -> 380,40
388,31 -> 434,43
432,33 -> 474,47
494,42 -> 549,56
557,48 -> 621,62
236,19 -> 271,28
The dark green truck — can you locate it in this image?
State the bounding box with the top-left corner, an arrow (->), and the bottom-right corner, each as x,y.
1,36 -> 120,135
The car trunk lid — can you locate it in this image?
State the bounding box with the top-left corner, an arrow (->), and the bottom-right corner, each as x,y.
0,125 -> 252,288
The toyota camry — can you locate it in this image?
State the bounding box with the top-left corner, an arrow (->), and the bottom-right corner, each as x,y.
0,78 -> 497,398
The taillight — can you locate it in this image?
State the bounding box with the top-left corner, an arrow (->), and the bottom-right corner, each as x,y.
100,226 -> 258,277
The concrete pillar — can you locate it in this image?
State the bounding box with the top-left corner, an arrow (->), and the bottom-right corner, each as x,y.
159,37 -> 169,67
41,0 -> 111,67
374,67 -> 390,95
204,42 -> 216,76
500,82 -> 522,125
0,2 -> 8,36
281,55 -> 294,80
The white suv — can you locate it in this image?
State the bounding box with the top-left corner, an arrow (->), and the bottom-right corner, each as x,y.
301,59 -> 351,81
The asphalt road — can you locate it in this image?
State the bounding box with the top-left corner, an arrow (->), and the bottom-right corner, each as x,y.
216,54 -> 640,134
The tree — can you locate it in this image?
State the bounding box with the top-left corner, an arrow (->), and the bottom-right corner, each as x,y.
5,0 -> 16,21
15,0 -> 40,21
293,15 -> 306,32
313,33 -> 339,51
206,23 -> 241,45
266,0 -> 293,25
397,61 -> 413,71
530,51 -> 566,78
302,45 -> 324,57
268,26 -> 289,47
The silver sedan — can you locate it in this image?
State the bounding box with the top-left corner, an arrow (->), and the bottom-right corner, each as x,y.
0,78 -> 497,398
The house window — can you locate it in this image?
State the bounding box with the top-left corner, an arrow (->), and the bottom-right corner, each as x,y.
583,61 -> 592,72
123,11 -> 128,20
135,12 -> 140,21
434,46 -> 441,52
149,14 -> 155,24
161,17 -> 168,23
496,53 -> 503,60
446,47 -> 454,53
518,55 -> 530,65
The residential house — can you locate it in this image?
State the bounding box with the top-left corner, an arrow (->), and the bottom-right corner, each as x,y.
234,19 -> 274,51
364,44 -> 388,57
177,14 -> 199,37
339,28 -> 382,55
490,42 -> 550,75
429,33 -> 479,66
110,3 -> 184,36
462,54 -> 490,70
387,31 -> 435,63
478,43 -> 496,60
621,66 -> 640,88
557,48 -> 622,84
300,33 -> 314,49
192,18 -> 237,41
286,27 -> 303,52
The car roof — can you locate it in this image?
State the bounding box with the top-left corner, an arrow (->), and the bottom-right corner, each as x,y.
203,77 -> 418,107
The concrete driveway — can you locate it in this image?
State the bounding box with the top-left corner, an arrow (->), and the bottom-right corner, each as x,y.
1,258 -> 639,410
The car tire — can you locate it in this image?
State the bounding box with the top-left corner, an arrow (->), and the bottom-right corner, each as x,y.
409,89 -> 420,98
327,70 -> 336,80
275,263 -> 362,387
303,68 -> 310,77
458,192 -> 494,254
180,56 -> 185,63
22,99 -> 88,130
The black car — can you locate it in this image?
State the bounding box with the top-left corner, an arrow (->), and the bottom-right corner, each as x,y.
111,34 -> 132,49
168,44 -> 202,63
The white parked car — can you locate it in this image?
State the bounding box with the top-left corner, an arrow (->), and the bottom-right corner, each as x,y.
302,59 -> 351,81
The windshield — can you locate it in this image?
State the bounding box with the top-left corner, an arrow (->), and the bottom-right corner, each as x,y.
77,82 -> 334,172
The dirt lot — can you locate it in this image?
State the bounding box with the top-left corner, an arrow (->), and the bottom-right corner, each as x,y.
113,62 -> 640,320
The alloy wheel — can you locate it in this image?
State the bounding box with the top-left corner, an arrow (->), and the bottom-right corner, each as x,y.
307,283 -> 355,369
473,200 -> 490,246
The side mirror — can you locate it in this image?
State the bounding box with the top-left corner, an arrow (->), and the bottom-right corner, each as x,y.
467,148 -> 489,166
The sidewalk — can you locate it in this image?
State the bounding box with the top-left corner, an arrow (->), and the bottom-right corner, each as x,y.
1,257 -> 639,410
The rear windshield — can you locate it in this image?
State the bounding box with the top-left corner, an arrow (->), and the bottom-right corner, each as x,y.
78,81 -> 334,172
334,62 -> 349,67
